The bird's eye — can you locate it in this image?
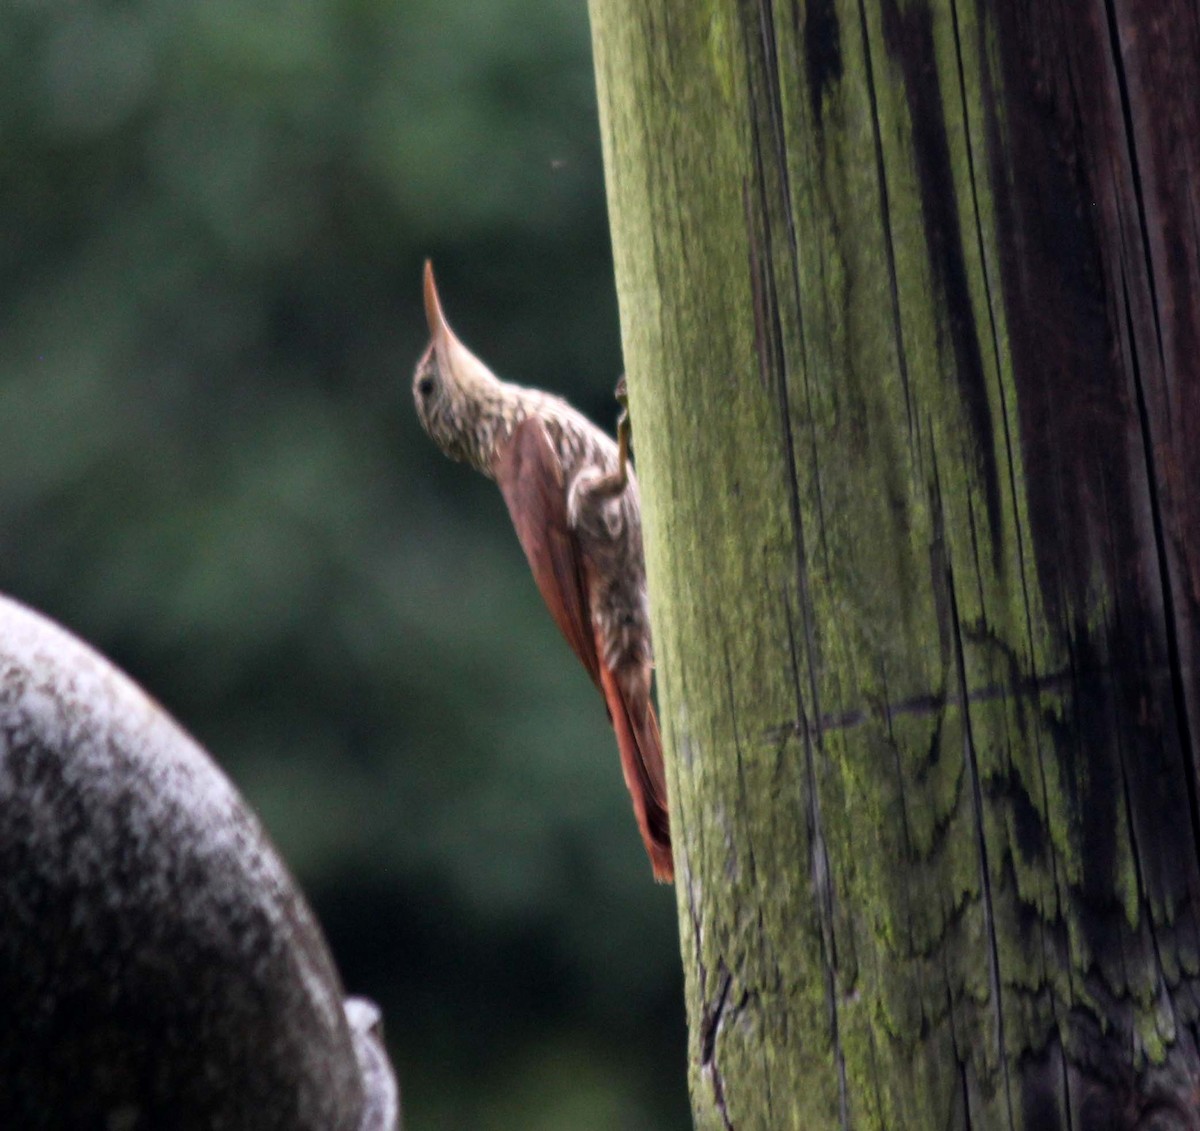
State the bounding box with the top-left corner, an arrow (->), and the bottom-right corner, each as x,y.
417,374 -> 435,397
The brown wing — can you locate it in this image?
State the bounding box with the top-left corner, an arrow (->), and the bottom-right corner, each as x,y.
495,416 -> 673,883
597,658 -> 673,883
493,417 -> 601,687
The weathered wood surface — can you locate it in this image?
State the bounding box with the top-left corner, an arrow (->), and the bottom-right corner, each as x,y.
589,0 -> 1200,1127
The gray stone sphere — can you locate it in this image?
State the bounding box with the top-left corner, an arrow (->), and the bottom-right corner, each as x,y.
0,595 -> 398,1130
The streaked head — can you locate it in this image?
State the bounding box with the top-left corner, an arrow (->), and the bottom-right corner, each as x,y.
413,261 -> 501,469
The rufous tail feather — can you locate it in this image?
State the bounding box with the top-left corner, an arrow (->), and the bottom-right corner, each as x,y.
599,664 -> 673,882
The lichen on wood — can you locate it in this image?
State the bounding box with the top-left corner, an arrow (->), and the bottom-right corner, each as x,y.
590,0 -> 1200,1126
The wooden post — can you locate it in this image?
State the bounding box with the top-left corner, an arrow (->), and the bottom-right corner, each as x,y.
589,0 -> 1200,1126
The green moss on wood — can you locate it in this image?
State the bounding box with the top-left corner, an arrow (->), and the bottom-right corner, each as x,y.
590,0 -> 1200,1125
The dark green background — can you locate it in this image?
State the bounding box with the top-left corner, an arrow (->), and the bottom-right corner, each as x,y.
0,1 -> 687,1125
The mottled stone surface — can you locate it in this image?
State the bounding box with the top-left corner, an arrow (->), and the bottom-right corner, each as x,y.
0,595 -> 398,1130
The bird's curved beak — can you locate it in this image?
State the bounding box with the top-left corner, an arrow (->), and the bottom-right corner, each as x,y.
423,260 -> 453,354
421,260 -> 497,390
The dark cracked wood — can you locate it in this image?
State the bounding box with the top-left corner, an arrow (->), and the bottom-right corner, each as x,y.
589,0 -> 1200,1126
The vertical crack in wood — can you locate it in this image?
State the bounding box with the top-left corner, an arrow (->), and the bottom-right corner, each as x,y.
1058,1039 -> 1077,1131
724,638 -> 760,890
1190,191 -> 1200,283
942,951 -> 971,1129
745,181 -> 775,394
864,1015 -> 889,1128
745,115 -> 839,578
1029,719 -> 1069,1027
746,0 -> 831,566
854,0 -> 916,444
783,589 -> 850,1129
1119,267 -> 1200,874
753,0 -> 808,367
689,866 -> 736,1131
959,1061 -> 975,1131
700,962 -> 735,1130
1096,460 -> 1191,1066
882,0 -> 1004,567
1111,623 -> 1173,1033
742,0 -> 850,1121
963,477 -> 989,621
884,681 -> 920,957
935,444 -> 1016,1129
1101,0 -> 1168,376
948,0 -> 1040,674
949,558 -> 1015,1130
1103,0 -> 1200,881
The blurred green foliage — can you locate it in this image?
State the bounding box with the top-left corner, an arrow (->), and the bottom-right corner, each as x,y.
0,0 -> 686,1125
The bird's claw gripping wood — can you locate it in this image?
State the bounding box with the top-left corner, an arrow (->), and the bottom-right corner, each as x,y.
614,375 -> 631,494
580,376 -> 633,502
411,261 -> 673,883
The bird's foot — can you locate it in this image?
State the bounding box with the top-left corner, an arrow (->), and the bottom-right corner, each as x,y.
612,375 -> 630,493
568,377 -> 633,525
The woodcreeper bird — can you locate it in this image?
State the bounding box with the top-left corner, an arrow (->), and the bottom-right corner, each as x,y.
412,262 -> 672,882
